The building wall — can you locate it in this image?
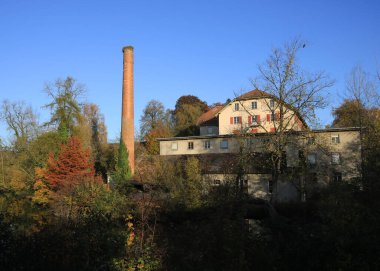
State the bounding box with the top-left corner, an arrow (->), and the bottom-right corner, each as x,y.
159,129 -> 362,183
200,126 -> 219,136
218,98 -> 304,135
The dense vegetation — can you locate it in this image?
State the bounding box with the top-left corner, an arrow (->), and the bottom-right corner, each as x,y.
1,55 -> 380,269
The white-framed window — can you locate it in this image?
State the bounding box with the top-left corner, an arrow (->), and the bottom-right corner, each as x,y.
251,101 -> 257,109
269,99 -> 275,108
188,141 -> 194,150
233,116 -> 240,124
331,153 -> 340,164
331,135 -> 340,144
220,139 -> 228,149
171,142 -> 178,150
204,140 -> 211,149
234,103 -> 240,111
307,153 -> 316,165
252,115 -> 259,124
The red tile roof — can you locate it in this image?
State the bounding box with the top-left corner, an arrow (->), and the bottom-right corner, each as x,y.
197,105 -> 224,125
235,89 -> 272,101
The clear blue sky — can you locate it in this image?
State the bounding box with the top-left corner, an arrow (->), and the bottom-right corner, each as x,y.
1,0 -> 379,141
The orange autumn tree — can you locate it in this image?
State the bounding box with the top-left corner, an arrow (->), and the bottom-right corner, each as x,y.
44,136 -> 98,191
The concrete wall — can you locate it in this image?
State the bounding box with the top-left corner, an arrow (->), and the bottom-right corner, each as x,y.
159,129 -> 362,186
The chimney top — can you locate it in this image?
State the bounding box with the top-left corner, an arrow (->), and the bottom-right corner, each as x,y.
122,46 -> 134,52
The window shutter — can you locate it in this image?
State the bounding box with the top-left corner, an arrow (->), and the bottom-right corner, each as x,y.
270,128 -> 276,133
276,112 -> 280,121
257,115 -> 261,123
267,114 -> 270,121
248,116 -> 252,124
238,116 -> 242,124
230,117 -> 233,124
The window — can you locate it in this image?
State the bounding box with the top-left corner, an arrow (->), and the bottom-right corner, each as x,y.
331,135 -> 340,144
188,141 -> 194,150
207,127 -> 213,134
331,153 -> 340,164
234,103 -> 240,111
269,99 -> 275,108
332,172 -> 342,182
204,140 -> 211,149
233,116 -> 241,124
307,137 -> 315,144
220,139 -> 228,149
212,179 -> 221,186
251,101 -> 257,109
252,115 -> 258,123
307,153 -> 316,166
270,112 -> 276,121
171,142 -> 178,150
268,180 -> 273,193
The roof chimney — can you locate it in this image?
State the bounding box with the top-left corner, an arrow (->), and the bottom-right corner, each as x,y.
121,46 -> 135,174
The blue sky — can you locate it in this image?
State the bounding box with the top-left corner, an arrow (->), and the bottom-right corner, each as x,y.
1,0 -> 379,141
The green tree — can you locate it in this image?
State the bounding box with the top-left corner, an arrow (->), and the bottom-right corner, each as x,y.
80,103 -> 108,179
174,95 -> 208,136
44,76 -> 84,138
112,139 -> 132,193
139,99 -> 166,138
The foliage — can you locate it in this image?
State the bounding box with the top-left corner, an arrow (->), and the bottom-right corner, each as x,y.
44,76 -> 85,137
0,100 -> 39,148
112,139 -> 132,194
43,136 -> 96,192
174,95 -> 208,136
139,99 -> 166,138
112,215 -> 161,271
79,103 -> 109,179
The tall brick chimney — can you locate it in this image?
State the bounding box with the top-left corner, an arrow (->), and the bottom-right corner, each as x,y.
121,46 -> 135,174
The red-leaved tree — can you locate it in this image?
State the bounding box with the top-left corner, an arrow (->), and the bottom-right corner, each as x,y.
45,136 -> 98,191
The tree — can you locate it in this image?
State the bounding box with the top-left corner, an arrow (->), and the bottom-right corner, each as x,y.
0,100 -> 39,147
81,103 -> 108,178
43,136 -> 96,192
174,95 -> 208,136
111,139 -> 132,193
44,76 -> 85,138
139,99 -> 166,138
139,100 -> 172,154
332,66 -> 380,186
249,38 -> 334,202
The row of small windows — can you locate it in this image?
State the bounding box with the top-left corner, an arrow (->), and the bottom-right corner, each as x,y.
171,140 -> 229,151
233,100 -> 274,111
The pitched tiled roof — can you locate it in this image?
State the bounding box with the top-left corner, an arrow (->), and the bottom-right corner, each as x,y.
235,89 -> 273,101
197,105 -> 224,125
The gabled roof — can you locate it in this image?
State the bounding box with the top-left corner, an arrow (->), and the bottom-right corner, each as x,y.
217,89 -> 308,129
234,89 -> 273,101
197,105 -> 224,126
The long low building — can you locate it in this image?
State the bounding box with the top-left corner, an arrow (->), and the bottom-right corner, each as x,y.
158,127 -> 362,201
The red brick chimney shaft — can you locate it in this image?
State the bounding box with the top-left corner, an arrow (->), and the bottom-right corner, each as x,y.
121,46 -> 135,174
